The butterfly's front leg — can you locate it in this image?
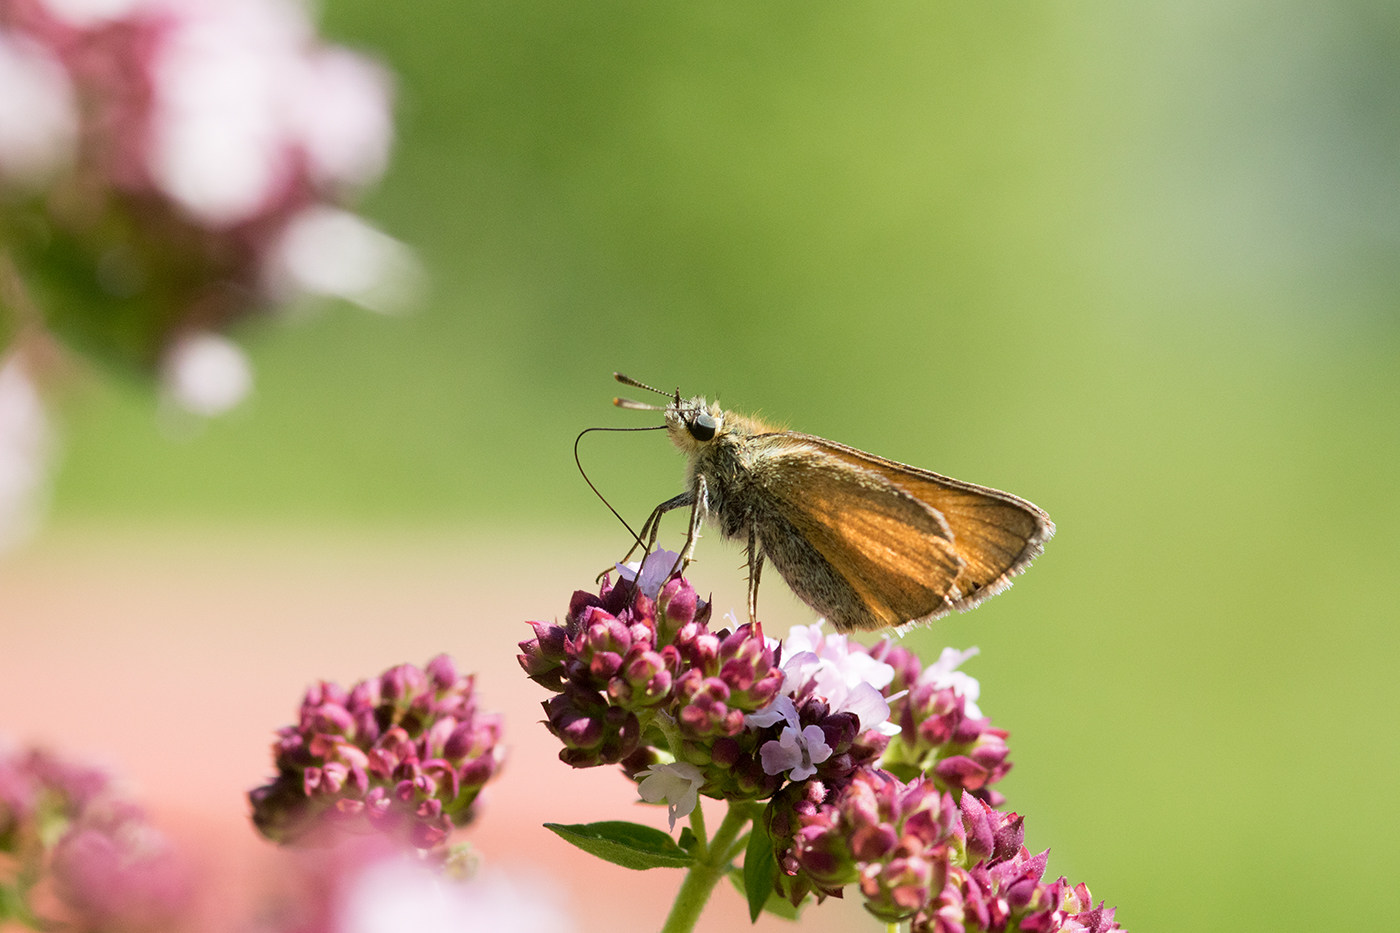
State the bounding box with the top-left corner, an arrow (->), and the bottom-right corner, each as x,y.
669,475 -> 707,578
599,491 -> 694,583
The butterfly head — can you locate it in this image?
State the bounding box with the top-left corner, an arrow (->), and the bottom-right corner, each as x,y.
664,395 -> 725,453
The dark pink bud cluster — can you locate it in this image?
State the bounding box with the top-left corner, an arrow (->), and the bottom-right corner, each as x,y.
0,746 -> 192,931
249,654 -> 504,850
960,794 -> 1025,866
913,825 -> 1123,932
847,773 -> 961,921
765,777 -> 853,904
520,557 -> 784,801
765,771 -> 1125,930
871,644 -> 1013,804
770,770 -> 959,920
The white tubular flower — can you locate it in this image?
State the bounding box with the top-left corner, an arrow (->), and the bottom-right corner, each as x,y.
917,646 -> 982,718
770,621 -> 898,734
636,761 -> 704,830
780,621 -> 895,695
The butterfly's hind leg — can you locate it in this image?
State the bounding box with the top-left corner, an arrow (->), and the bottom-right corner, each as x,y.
745,522 -> 765,625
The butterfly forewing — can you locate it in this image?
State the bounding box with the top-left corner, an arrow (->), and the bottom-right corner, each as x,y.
755,440 -> 970,631
741,435 -> 1054,629
795,435 -> 1054,615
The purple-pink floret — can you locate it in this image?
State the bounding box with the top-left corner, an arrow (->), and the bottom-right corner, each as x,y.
249,654 -> 503,850
869,641 -> 1013,806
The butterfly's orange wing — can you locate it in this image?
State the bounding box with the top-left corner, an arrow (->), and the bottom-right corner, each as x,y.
755,434 -> 1053,630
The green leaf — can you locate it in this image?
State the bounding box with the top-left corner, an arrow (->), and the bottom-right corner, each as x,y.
742,813 -> 780,922
544,821 -> 695,870
729,867 -> 803,922
678,826 -> 698,853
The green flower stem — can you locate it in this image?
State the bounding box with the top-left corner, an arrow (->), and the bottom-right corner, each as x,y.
652,712 -> 684,761
660,802 -> 752,933
687,800 -> 709,859
723,831 -> 750,864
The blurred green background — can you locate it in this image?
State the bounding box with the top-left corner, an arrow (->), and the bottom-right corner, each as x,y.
40,1 -> 1400,930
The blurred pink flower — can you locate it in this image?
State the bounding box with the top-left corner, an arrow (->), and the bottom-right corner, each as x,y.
0,742 -> 195,931
50,817 -> 192,929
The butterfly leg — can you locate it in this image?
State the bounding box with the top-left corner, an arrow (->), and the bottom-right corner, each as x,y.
746,523 -> 765,624
669,475 -> 708,578
600,491 -> 694,582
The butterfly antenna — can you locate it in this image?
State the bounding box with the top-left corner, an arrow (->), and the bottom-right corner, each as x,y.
614,372 -> 673,398
574,425 -> 667,550
614,396 -> 662,411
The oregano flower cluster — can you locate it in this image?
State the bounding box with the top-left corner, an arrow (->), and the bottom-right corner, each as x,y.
522,551 -> 1125,930
519,551 -> 789,810
249,654 -> 503,851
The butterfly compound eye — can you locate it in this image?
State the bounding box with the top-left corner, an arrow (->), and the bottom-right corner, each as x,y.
687,412 -> 718,442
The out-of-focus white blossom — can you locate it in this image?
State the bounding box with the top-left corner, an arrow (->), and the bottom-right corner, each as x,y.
0,356 -> 51,551
0,30 -> 77,184
270,206 -> 422,314
34,0 -> 142,28
342,860 -> 577,933
162,332 -> 252,416
289,47 -> 395,190
145,0 -> 393,227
